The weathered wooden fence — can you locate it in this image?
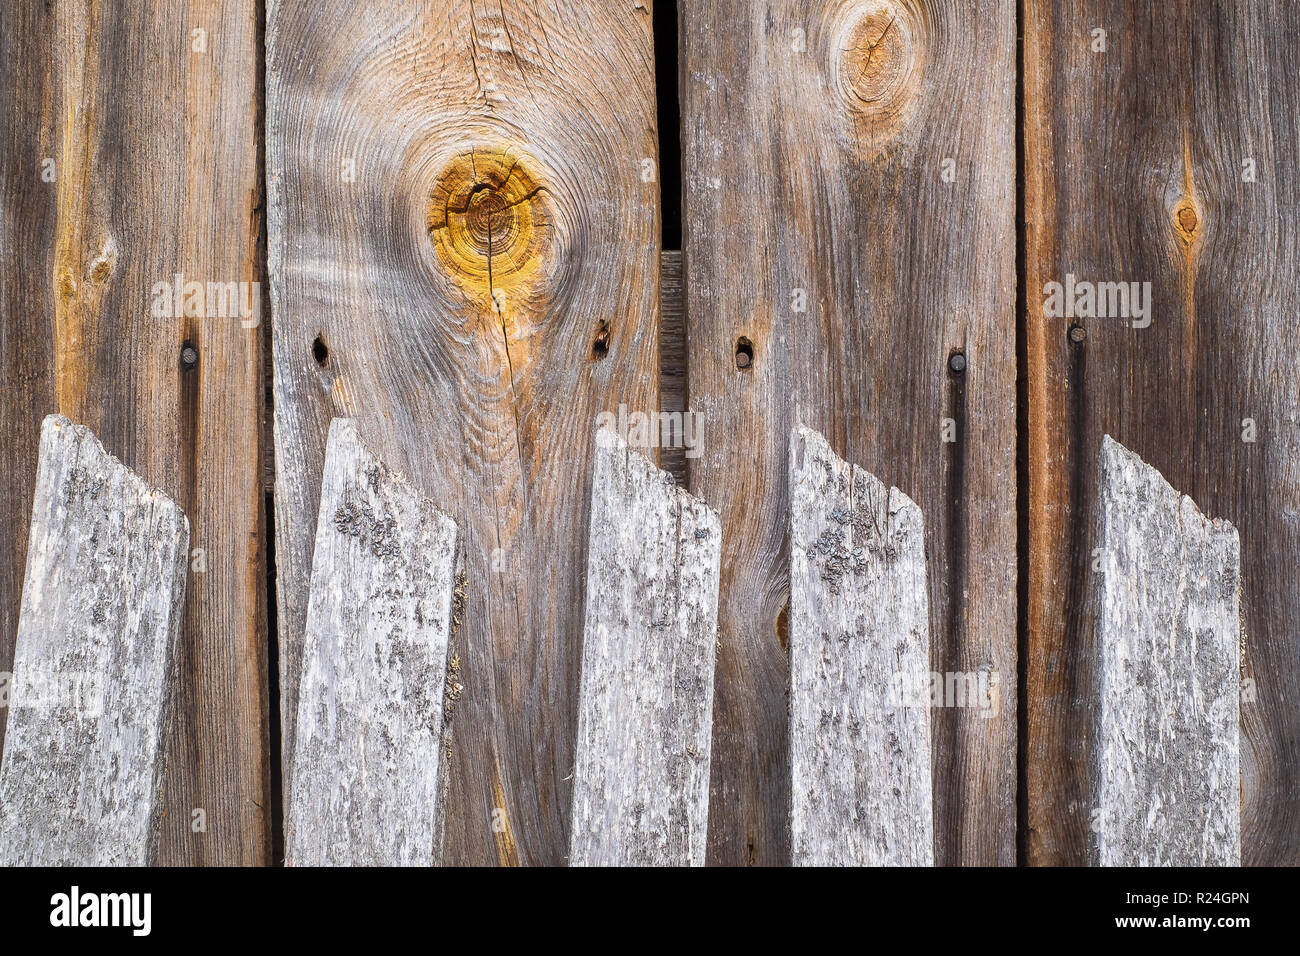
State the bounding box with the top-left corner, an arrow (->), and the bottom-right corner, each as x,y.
0,0 -> 1292,866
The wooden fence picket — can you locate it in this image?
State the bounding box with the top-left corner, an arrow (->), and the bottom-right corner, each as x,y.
0,0 -> 267,867
285,419 -> 459,866
1024,0 -> 1300,867
0,415 -> 189,866
568,428 -> 721,866
789,426 -> 934,866
1091,436 -> 1241,867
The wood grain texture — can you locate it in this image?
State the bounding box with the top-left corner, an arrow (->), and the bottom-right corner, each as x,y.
1025,0 -> 1300,865
285,419 -> 458,866
268,0 -> 660,865
569,427 -> 720,866
0,2 -> 59,756
680,0 -> 1017,865
789,425 -> 933,866
1090,436 -> 1240,867
0,0 -> 268,865
0,415 -> 188,866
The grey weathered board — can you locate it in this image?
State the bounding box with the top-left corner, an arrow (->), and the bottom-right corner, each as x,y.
267,0 -> 661,865
569,428 -> 721,866
285,419 -> 459,866
1091,436 -> 1241,867
0,415 -> 189,866
680,0 -> 1017,865
789,425 -> 934,866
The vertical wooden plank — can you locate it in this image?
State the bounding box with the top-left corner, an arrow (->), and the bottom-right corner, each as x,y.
268,0 -> 661,864
1025,0 -> 1300,865
789,425 -> 934,866
0,1 -> 267,864
0,3 -> 59,756
680,0 -> 1017,864
569,428 -> 721,866
0,416 -> 188,866
285,419 -> 458,866
1091,436 -> 1240,866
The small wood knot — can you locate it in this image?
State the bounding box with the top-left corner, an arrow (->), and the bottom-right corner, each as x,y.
88,237 -> 118,282
428,147 -> 549,300
1174,199 -> 1201,243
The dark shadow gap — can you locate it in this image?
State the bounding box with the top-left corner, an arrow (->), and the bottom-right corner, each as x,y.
256,0 -> 284,867
654,1 -> 681,249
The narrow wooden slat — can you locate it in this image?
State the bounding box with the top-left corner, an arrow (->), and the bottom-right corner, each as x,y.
1091,436 -> 1240,867
0,415 -> 188,866
268,1 -> 660,864
1,0 -> 267,865
0,2 -> 59,755
789,425 -> 933,866
569,428 -> 721,866
285,419 -> 458,866
680,0 -> 1017,864
658,250 -> 687,485
1025,0 -> 1300,865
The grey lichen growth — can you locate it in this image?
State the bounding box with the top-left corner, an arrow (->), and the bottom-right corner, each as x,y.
807,498 -> 906,594
333,499 -> 400,558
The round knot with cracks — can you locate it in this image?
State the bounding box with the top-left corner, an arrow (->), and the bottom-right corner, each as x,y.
427,147 -> 550,299
833,0 -> 923,154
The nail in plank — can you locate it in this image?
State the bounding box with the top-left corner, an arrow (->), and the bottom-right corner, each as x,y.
789,425 -> 934,866
1092,435 -> 1241,866
569,427 -> 721,866
0,414 -> 189,866
285,418 -> 459,866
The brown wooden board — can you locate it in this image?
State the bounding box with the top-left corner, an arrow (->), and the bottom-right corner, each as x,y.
0,2 -> 59,763
267,0 -> 661,865
679,0 -> 1018,865
1025,0 -> 1300,866
0,0 -> 268,865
